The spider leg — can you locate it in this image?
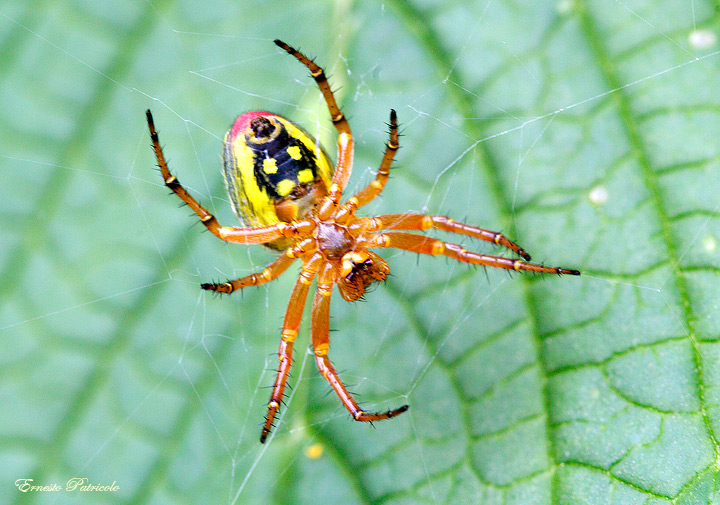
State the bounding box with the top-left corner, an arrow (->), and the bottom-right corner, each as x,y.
273,40 -> 353,203
367,232 -> 580,275
147,109 -> 310,245
201,254 -> 295,294
361,213 -> 533,261
311,263 -> 409,424
260,253 -> 321,443
341,109 -> 399,214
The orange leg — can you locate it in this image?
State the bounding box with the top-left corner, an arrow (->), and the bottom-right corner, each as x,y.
260,254 -> 321,443
311,263 -> 409,424
360,213 -> 532,261
368,232 -> 580,275
201,254 -> 295,294
147,109 -> 308,245
274,40 -> 354,201
342,109 -> 399,215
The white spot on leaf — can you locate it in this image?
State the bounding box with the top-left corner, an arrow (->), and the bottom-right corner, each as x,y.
588,185 -> 608,205
689,30 -> 717,50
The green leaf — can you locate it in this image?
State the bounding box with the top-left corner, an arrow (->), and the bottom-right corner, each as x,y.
2,0 -> 720,504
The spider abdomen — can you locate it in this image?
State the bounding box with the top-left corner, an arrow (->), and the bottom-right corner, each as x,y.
223,111 -> 334,249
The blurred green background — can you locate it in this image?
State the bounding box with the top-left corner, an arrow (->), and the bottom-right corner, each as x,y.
2,0 -> 720,504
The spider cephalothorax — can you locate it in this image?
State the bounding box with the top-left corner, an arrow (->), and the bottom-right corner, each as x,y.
146,39 -> 580,443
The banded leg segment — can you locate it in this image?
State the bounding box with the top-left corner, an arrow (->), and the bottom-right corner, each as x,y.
311,263 -> 409,423
260,254 -> 321,443
273,39 -> 354,200
369,232 -> 580,275
147,109 -> 295,245
363,213 -> 532,261
201,254 -> 295,294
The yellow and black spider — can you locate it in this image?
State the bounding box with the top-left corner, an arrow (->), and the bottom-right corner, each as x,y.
146,39 -> 580,443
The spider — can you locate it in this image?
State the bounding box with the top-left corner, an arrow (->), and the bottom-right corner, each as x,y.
146,39 -> 580,443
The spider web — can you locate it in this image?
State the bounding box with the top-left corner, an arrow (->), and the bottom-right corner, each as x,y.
1,0 -> 720,504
